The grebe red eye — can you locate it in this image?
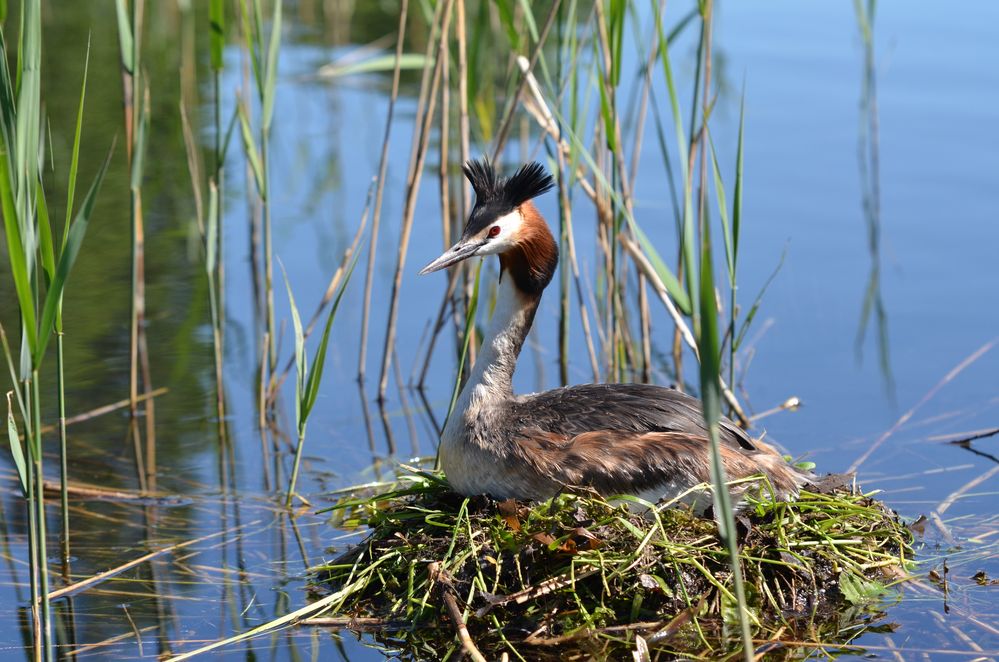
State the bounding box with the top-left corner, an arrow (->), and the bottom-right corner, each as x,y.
488,225 -> 501,238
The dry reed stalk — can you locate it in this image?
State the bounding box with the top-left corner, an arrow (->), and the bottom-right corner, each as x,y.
65,625 -> 158,658
936,464 -> 999,516
378,399 -> 398,456
558,156 -> 601,382
415,267 -> 464,390
393,348 -> 420,455
490,0 -> 563,163
639,276 -> 652,381
119,0 -> 157,493
522,58 -> 726,396
48,520 -> 261,601
299,616 -> 397,628
378,0 -> 455,402
595,0 -> 640,380
456,0 -> 471,218
357,0 -> 409,384
629,30 -> 661,384
429,562 -> 487,662
36,388 -> 168,434
36,478 -> 151,501
621,234 -> 749,424
439,25 -> 451,251
517,58 -> 601,380
128,419 -> 147,494
269,193 -> 370,403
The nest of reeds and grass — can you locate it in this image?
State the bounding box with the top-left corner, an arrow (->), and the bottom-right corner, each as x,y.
312,468 -> 914,659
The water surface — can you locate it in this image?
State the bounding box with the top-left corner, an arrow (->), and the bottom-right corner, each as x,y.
1,1 -> 997,658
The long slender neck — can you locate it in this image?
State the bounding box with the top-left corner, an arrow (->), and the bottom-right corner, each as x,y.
450,203 -> 557,425
462,274 -> 539,403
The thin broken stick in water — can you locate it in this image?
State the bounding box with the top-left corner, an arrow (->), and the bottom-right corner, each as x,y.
48,520 -> 262,600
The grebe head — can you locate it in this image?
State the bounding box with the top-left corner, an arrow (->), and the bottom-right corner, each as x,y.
419,159 -> 556,285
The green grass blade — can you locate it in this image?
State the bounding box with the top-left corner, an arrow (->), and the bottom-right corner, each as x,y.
652,0 -> 697,313
597,68 -> 615,152
131,87 -> 148,190
0,149 -> 36,357
0,324 -> 27,428
494,0 -> 519,50
517,0 -> 539,43
219,105 -> 239,169
166,575 -> 371,661
698,192 -> 755,658
210,0 -> 225,71
733,90 -> 745,283
698,216 -> 723,487
302,254 -> 359,421
114,0 -> 133,73
262,0 -> 281,132
35,142 -> 114,366
206,178 -> 218,277
317,53 -> 428,79
36,178 -> 54,285
608,0 -> 625,85
237,101 -> 264,198
238,0 -> 264,95
281,265 -> 306,428
628,219 -> 690,313
14,0 -> 40,211
64,35 -> 90,238
0,29 -> 16,152
5,391 -> 27,497
706,130 -> 733,281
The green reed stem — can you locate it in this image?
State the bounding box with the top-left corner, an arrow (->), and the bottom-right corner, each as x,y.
262,130 -> 274,376
22,377 -> 40,657
55,331 -> 68,564
694,1 -> 753,658
210,0 -> 227,440
30,371 -> 52,661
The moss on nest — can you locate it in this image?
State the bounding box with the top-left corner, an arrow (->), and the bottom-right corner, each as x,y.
312,468 -> 914,659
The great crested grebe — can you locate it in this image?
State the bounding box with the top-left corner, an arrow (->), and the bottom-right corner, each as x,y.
420,159 -> 810,508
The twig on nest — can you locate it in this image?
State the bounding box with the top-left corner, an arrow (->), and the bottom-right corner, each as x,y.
429,561 -> 486,662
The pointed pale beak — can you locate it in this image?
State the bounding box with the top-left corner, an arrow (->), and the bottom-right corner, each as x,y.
419,239 -> 484,275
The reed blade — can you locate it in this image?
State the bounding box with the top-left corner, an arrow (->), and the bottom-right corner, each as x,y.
0,148 -> 36,358
652,0 -> 697,313
697,196 -> 755,659
302,255 -> 359,422
35,143 -> 114,367
209,0 -> 225,71
114,0 -> 134,73
5,391 -> 27,496
237,101 -> 264,197
262,0 -> 281,132
64,37 -> 90,239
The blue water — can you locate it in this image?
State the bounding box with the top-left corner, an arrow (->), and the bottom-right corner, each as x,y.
1,1 -> 997,659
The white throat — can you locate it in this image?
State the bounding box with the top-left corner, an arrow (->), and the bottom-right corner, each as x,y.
443,272 -> 535,442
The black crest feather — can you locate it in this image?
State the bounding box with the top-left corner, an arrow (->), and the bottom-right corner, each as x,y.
460,159 -> 555,236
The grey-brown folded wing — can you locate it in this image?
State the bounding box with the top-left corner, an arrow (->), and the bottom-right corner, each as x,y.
507,383 -> 757,452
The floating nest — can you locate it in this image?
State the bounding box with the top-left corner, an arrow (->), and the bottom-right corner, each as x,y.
311,468 -> 914,659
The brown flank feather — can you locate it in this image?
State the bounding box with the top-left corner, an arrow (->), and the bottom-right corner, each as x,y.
511,429 -> 803,502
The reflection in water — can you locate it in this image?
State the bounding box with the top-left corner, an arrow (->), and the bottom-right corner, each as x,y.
853,0 -> 895,394
0,1 -> 995,659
